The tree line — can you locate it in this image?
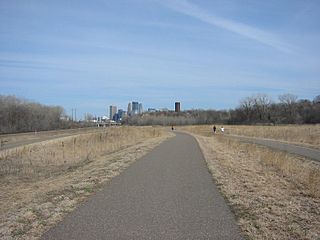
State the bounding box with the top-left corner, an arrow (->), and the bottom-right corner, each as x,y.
0,95 -> 84,134
125,94 -> 320,126
231,93 -> 320,124
1,94 -> 319,134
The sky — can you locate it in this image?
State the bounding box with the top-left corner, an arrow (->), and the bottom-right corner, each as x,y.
1,0 -> 320,119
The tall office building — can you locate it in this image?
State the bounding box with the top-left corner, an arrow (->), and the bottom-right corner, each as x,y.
138,103 -> 143,114
127,102 -> 132,115
175,102 -> 181,112
132,101 -> 139,115
116,109 -> 126,122
109,105 -> 117,120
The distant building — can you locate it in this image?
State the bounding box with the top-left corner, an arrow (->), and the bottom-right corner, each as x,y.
160,108 -> 169,112
127,102 -> 132,115
148,108 -> 157,113
138,103 -> 143,114
101,116 -> 109,122
109,105 -> 117,120
126,101 -> 144,116
116,109 -> 126,122
175,102 -> 181,112
132,101 -> 139,115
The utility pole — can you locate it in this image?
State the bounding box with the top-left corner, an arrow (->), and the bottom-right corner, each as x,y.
71,108 -> 74,121
75,108 -> 77,122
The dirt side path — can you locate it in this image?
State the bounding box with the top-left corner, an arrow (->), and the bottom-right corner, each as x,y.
42,132 -> 243,240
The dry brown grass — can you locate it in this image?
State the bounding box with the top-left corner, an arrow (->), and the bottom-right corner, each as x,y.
185,129 -> 320,240
0,128 -> 99,148
0,126 -> 163,178
220,136 -> 320,198
0,126 -> 172,240
181,124 -> 320,149
225,124 -> 320,148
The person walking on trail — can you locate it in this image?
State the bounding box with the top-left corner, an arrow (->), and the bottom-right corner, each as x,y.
221,126 -> 224,133
213,125 -> 216,134
171,125 -> 174,131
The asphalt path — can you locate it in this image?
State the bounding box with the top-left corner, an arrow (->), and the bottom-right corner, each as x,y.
0,135 -> 73,150
0,128 -> 101,151
42,132 -> 243,240
226,134 -> 320,162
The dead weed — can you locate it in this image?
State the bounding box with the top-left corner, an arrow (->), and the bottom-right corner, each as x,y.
191,133 -> 320,240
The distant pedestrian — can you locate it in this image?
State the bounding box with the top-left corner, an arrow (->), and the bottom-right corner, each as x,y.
221,126 -> 224,133
171,125 -> 174,131
213,125 -> 216,134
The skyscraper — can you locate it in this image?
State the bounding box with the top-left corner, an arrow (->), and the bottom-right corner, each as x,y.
138,103 -> 143,114
109,105 -> 117,120
127,102 -> 132,115
116,109 -> 126,122
132,101 -> 139,115
175,102 -> 180,112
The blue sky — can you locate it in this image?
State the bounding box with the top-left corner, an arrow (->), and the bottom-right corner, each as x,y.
1,0 -> 320,118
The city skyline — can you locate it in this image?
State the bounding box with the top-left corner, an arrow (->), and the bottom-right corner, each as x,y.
107,101 -> 144,122
1,0 -> 319,118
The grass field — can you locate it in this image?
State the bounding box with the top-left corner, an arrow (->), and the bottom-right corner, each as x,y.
2,124 -> 319,239
181,124 -> 320,149
0,127 -> 164,178
0,126 -> 172,240
0,127 -> 99,148
225,124 -> 320,148
183,125 -> 320,240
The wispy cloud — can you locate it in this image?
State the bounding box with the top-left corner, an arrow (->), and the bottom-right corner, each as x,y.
159,0 -> 295,53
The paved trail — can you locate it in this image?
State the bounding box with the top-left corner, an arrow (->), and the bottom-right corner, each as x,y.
227,134 -> 320,162
42,132 -> 243,240
0,128 -> 99,151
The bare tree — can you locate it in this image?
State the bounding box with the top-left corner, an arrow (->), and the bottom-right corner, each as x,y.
239,96 -> 255,122
313,95 -> 320,104
254,94 -> 273,121
278,93 -> 298,123
84,113 -> 94,122
238,94 -> 273,122
279,93 -> 298,105
0,95 -> 69,134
